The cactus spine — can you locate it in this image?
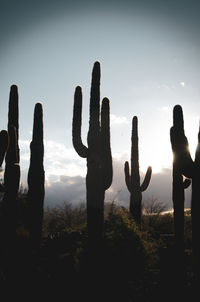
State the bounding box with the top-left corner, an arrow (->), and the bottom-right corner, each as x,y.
72,62 -> 113,244
170,104 -> 200,281
124,116 -> 152,224
27,103 -> 45,252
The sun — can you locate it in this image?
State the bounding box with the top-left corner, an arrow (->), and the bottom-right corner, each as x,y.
139,146 -> 173,174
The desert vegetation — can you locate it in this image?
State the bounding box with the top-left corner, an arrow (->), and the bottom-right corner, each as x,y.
0,62 -> 198,301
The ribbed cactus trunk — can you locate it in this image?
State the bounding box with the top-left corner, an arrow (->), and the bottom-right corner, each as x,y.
124,116 -> 152,224
170,105 -> 200,282
72,62 -> 112,245
1,85 -> 20,253
27,103 -> 45,252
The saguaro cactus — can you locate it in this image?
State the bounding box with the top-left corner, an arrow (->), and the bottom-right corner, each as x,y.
170,106 -> 191,288
8,85 -> 19,161
1,85 -> 20,251
124,116 -> 152,224
27,103 -> 45,251
170,104 -> 200,281
72,62 -> 113,244
170,106 -> 191,253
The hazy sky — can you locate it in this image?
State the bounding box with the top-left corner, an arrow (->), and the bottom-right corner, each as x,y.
0,0 -> 199,208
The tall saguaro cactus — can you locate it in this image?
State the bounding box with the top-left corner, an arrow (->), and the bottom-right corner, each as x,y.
27,103 -> 45,252
170,106 -> 191,253
1,85 -> 20,252
124,116 -> 152,224
72,62 -> 113,244
170,105 -> 200,281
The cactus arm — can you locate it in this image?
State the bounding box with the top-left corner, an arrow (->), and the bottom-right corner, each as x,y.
124,161 -> 131,192
72,86 -> 88,158
0,130 -> 9,166
140,166 -> 152,192
100,97 -> 113,190
88,61 -> 101,148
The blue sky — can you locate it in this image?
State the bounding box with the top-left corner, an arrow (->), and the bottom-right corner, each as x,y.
0,0 -> 199,207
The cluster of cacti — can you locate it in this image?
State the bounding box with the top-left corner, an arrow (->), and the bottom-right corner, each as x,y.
1,61 -> 200,290
170,104 -> 200,281
124,116 -> 152,224
72,62 -> 113,244
0,86 -> 45,260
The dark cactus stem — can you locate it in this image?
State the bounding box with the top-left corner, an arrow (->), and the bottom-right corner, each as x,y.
170,106 -> 191,255
27,103 -> 45,252
0,130 -> 9,192
2,127 -> 20,244
8,85 -> 19,162
0,130 -> 9,167
170,104 -> 200,282
124,116 -> 152,225
72,62 -> 113,246
0,85 -> 20,256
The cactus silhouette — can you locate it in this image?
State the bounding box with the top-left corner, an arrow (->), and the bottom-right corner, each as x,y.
170,106 -> 191,287
170,106 -> 191,252
170,104 -> 200,280
0,130 -> 9,191
1,85 -> 20,253
27,103 -> 45,252
124,116 -> 152,224
72,62 -> 112,244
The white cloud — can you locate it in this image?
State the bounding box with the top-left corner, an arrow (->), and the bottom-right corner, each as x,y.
17,139 -> 180,210
110,114 -> 130,125
44,140 -> 86,179
179,81 -> 185,87
19,139 -> 86,180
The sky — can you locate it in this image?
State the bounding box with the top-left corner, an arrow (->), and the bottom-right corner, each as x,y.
0,0 -> 200,209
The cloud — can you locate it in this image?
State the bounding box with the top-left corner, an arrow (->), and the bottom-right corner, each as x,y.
18,139 -> 191,211
179,81 -> 185,87
44,175 -> 86,207
42,159 -> 191,211
44,140 -> 86,178
110,114 -> 130,125
19,139 -> 86,179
